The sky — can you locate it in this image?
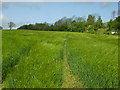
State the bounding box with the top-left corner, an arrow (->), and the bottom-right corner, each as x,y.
1,2 -> 118,29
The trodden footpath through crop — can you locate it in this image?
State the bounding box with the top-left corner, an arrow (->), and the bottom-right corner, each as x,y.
62,34 -> 83,88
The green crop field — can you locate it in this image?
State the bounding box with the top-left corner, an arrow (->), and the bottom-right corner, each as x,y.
2,30 -> 118,88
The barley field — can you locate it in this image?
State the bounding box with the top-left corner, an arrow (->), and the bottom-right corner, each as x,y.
2,30 -> 118,88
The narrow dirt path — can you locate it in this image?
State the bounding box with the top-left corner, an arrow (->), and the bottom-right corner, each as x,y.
62,37 -> 81,88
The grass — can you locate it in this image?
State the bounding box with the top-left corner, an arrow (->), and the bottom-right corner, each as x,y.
2,30 -> 118,88
66,33 -> 118,88
62,35 -> 81,88
2,30 -> 65,88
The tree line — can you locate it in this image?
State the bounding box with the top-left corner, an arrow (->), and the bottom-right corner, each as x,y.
1,14 -> 120,34
17,15 -> 120,34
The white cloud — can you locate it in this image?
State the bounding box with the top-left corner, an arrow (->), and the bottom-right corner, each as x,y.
100,2 -> 112,8
0,14 -> 9,28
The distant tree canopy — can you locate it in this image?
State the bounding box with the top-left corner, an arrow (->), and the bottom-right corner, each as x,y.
93,16 -> 103,31
18,23 -> 50,31
17,15 -> 120,34
0,26 -> 3,29
115,16 -> 120,30
107,16 -> 120,31
8,22 -> 16,30
87,15 -> 95,26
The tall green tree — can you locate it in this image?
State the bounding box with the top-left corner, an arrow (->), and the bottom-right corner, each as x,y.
87,15 -> 95,26
107,19 -> 113,31
94,16 -> 103,31
115,16 -> 120,30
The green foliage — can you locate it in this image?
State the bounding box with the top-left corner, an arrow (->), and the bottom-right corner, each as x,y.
0,26 -> 3,29
18,23 -> 50,31
96,28 -> 107,34
115,16 -> 120,30
87,15 -> 95,26
107,16 -> 120,31
94,16 -> 103,31
17,15 -> 119,35
88,29 -> 96,34
8,22 -> 16,30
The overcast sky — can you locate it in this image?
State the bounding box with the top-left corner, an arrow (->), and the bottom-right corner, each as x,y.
1,2 -> 118,29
